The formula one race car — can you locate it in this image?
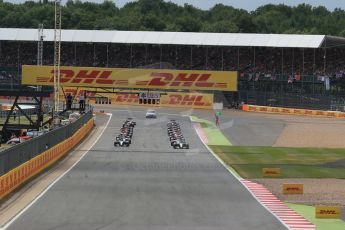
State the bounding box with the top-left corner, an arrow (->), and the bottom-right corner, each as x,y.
124,118 -> 136,127
166,119 -> 189,149
172,140 -> 189,149
114,137 -> 130,147
114,118 -> 136,147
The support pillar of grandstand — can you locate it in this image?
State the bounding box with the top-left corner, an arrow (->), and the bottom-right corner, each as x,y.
205,46 -> 208,70
292,48 -> 294,75
0,90 -> 51,141
190,46 -> 193,69
74,43 -> 77,65
323,39 -> 327,74
106,44 -> 109,67
237,47 -> 240,70
145,44 -> 148,66
281,48 -> 284,76
221,47 -> 224,70
302,48 -> 305,74
130,44 -> 133,68
253,47 -> 256,69
159,45 -> 162,69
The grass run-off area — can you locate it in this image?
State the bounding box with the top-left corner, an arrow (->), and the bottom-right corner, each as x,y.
286,203 -> 345,230
209,145 -> 345,179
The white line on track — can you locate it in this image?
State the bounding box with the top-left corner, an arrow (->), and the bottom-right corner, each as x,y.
0,113 -> 113,230
190,116 -> 290,230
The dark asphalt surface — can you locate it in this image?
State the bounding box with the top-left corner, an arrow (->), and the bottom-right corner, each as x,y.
97,106 -> 286,146
7,109 -> 286,230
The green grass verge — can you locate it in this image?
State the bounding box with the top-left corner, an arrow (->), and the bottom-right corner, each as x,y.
191,116 -> 345,229
190,116 -> 232,146
209,145 -> 345,178
286,203 -> 345,230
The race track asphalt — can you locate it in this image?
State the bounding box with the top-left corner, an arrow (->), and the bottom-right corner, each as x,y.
6,109 -> 287,230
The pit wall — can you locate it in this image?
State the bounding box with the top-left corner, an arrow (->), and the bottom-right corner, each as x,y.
61,88 -> 214,109
0,118 -> 94,200
242,104 -> 345,118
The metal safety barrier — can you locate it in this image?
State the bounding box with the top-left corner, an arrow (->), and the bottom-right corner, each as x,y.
0,109 -> 93,176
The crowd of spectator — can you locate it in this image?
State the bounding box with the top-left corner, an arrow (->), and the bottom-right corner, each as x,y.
1,40 -> 345,87
1,40 -> 344,72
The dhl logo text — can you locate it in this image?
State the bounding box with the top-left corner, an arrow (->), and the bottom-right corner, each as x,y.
41,70 -> 115,85
147,73 -> 227,88
319,210 -> 337,215
265,171 -> 278,174
114,94 -> 139,103
38,70 -> 227,88
286,187 -> 301,191
167,94 -> 211,106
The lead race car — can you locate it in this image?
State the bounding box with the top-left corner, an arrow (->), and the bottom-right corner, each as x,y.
171,140 -> 189,149
114,137 -> 131,147
167,120 -> 189,149
114,118 -> 136,147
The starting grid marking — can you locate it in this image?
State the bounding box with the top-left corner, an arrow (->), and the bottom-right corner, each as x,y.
241,179 -> 316,230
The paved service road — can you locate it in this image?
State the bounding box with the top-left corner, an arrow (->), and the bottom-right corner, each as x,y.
7,110 -> 287,230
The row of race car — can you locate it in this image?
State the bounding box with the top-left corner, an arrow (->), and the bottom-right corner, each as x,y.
113,118 -> 190,149
167,120 -> 190,149
114,118 -> 136,147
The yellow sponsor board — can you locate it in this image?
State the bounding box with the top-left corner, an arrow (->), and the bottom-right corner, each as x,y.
22,65 -> 237,91
282,184 -> 304,194
60,87 -> 213,109
242,104 -> 345,119
315,206 -> 342,219
262,168 -> 280,178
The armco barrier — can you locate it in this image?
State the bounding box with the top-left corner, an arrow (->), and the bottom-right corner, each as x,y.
242,104 -> 345,119
0,115 -> 94,200
0,110 -> 93,175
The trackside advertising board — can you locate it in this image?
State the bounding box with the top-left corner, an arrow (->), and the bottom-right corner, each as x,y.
22,65 -> 237,91
242,104 -> 345,119
59,88 -> 214,109
315,206 -> 342,219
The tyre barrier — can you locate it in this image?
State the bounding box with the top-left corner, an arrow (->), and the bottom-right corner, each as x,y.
0,118 -> 94,200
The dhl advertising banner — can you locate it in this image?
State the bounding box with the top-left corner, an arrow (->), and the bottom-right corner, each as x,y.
315,206 -> 342,219
242,104 -> 345,119
282,184 -> 304,195
22,65 -> 237,91
60,87 -> 214,109
262,168 -> 281,178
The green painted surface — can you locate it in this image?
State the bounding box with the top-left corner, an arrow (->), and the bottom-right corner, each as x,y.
286,203 -> 345,230
208,145 -> 345,178
191,116 -> 231,146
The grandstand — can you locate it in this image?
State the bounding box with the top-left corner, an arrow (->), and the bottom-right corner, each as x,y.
1,28 -> 345,110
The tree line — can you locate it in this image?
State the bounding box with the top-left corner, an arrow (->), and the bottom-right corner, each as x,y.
1,0 -> 345,36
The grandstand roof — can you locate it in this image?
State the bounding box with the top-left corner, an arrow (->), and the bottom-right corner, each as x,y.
0,28 -> 345,48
